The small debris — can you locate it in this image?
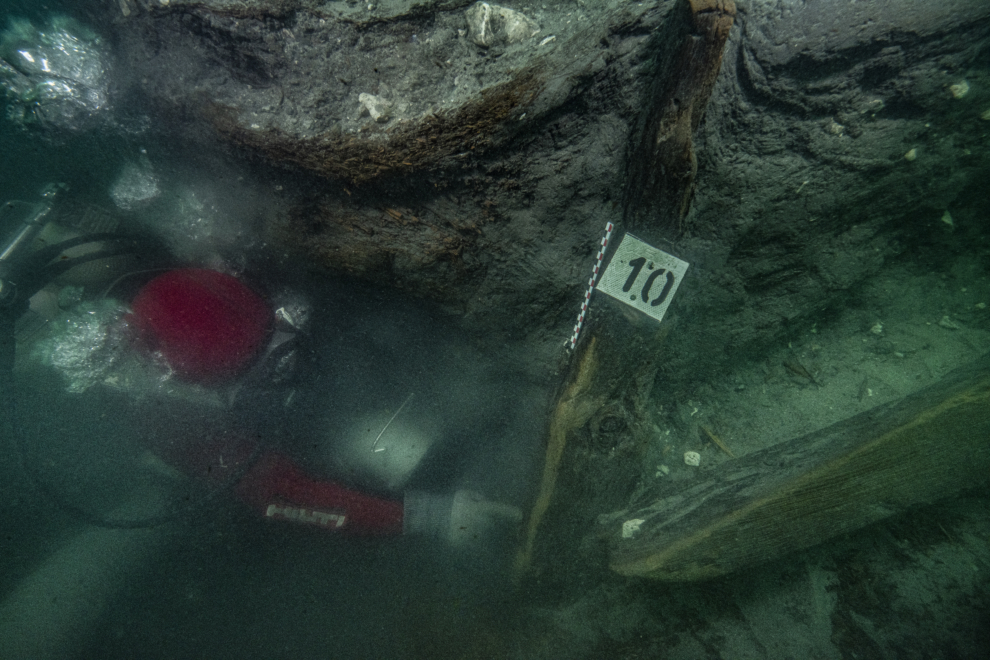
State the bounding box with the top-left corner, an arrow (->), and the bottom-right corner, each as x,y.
783,357 -> 820,386
465,2 -> 539,48
863,98 -> 885,114
699,425 -> 735,458
938,315 -> 962,330
904,148 -> 917,161
857,376 -> 870,401
684,451 -> 701,467
358,93 -> 391,123
621,518 -> 645,539
949,80 -> 970,99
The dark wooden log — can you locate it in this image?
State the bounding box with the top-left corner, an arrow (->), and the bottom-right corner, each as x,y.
601,353 -> 990,581
623,0 -> 736,235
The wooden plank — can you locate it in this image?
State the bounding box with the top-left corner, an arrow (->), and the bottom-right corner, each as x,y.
515,336 -> 605,577
602,354 -> 990,581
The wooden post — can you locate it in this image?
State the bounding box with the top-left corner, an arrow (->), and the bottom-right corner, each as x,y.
623,0 -> 737,236
516,0 -> 737,581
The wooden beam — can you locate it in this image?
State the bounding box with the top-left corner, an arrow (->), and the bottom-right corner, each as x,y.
514,336 -> 604,576
623,0 -> 736,235
603,354 -> 990,581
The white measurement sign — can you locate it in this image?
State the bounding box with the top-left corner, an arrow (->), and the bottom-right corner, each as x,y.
596,233 -> 688,324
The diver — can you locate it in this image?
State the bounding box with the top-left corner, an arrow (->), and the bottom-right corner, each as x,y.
0,184 -> 523,548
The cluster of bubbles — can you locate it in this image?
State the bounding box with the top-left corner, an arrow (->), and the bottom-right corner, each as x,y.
0,16 -> 109,133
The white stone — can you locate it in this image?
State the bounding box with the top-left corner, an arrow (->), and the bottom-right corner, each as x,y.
621,518 -> 645,539
465,2 -> 539,48
358,93 -> 391,123
949,80 -> 969,99
939,315 -> 962,330
684,451 -> 701,466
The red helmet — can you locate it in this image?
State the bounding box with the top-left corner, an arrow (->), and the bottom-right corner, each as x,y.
130,268 -> 272,383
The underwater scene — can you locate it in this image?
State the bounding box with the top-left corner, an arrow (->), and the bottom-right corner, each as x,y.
0,0 -> 988,658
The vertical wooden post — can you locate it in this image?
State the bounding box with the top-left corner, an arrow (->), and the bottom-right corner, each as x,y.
516,0 -> 736,582
624,0 -> 736,236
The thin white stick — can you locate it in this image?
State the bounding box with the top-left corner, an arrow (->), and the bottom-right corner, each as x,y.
371,392 -> 415,451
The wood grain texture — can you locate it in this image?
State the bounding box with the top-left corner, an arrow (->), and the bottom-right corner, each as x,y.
624,0 -> 736,234
603,354 -> 990,581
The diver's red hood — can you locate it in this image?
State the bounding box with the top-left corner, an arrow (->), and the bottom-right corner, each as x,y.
129,268 -> 272,383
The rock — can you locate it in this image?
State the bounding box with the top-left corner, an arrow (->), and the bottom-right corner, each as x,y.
358,93 -> 391,123
109,0 -> 990,397
464,2 -> 539,48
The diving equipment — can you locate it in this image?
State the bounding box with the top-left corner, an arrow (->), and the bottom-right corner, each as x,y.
0,183 -> 63,309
